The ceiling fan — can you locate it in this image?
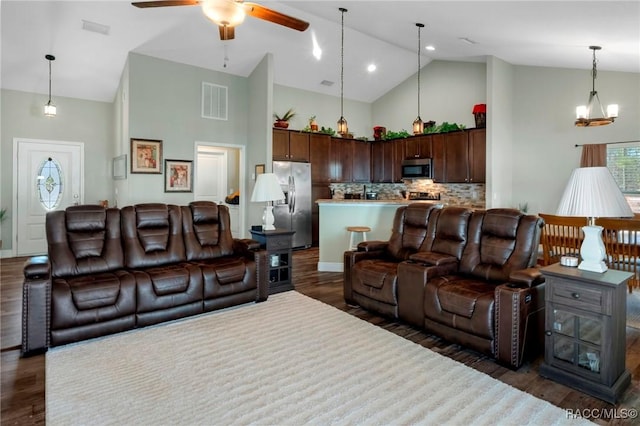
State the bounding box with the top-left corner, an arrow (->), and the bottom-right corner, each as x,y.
131,0 -> 310,41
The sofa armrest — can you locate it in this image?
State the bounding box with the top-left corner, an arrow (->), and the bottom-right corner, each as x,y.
22,256 -> 52,356
356,240 -> 388,253
494,282 -> 545,368
397,260 -> 459,327
23,255 -> 50,279
508,268 -> 545,288
233,238 -> 261,253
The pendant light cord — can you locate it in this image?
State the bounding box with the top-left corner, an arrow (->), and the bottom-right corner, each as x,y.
417,24 -> 422,117
340,8 -> 346,118
591,47 -> 598,93
48,57 -> 52,103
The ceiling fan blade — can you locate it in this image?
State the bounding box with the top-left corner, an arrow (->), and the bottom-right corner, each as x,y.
219,25 -> 235,40
131,0 -> 200,8
243,2 -> 309,32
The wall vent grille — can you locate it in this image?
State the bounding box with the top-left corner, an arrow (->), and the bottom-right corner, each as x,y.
202,82 -> 228,120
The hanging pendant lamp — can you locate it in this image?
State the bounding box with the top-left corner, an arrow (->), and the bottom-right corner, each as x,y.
412,23 -> 425,135
575,46 -> 618,127
336,7 -> 348,136
44,54 -> 57,117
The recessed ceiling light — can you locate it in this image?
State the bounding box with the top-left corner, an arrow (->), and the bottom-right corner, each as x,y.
425,45 -> 435,51
367,63 -> 377,73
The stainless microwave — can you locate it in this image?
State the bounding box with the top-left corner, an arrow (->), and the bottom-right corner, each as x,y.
401,158 -> 433,179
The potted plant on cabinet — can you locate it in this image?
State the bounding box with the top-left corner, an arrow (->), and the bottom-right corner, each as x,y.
308,115 -> 318,132
274,108 -> 296,129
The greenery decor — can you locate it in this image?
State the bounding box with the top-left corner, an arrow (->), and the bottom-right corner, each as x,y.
274,108 -> 296,122
383,129 -> 411,140
0,208 -> 7,224
318,126 -> 336,136
423,121 -> 466,134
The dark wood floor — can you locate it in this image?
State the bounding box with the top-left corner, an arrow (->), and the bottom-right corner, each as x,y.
2,248 -> 639,425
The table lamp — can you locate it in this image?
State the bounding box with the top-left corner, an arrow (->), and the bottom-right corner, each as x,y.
556,167 -> 633,272
250,173 -> 285,230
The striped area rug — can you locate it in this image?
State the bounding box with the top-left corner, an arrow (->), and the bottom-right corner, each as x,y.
46,292 -> 592,425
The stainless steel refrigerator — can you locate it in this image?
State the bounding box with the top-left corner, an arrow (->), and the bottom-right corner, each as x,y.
272,161 -> 312,249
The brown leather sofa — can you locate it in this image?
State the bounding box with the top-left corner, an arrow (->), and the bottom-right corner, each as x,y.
344,203 -> 545,368
21,201 -> 268,356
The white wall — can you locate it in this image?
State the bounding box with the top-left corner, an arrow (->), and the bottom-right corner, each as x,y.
373,60 -> 487,134
486,57 -> 515,209
126,53 -> 251,206
511,65 -> 640,215
0,89 -> 114,251
273,84 -> 372,139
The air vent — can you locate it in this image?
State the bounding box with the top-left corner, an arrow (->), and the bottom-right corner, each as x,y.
202,82 -> 228,120
320,80 -> 334,86
82,20 -> 110,35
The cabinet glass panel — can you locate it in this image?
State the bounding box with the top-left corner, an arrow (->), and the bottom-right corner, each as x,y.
552,309 -> 575,337
269,269 -> 279,283
578,316 -> 602,345
270,254 -> 280,268
280,268 -> 289,282
578,346 -> 601,374
553,335 -> 575,364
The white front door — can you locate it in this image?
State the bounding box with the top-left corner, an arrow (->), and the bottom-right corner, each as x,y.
14,138 -> 84,256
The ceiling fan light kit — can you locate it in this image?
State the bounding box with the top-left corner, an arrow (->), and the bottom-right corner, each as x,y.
202,0 -> 245,27
575,46 -> 618,127
131,0 -> 309,41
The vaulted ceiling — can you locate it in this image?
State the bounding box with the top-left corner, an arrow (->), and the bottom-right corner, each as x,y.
2,1 -> 639,104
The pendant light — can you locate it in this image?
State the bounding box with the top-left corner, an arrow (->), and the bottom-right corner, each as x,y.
44,54 -> 56,117
336,7 -> 348,136
575,46 -> 618,127
412,23 -> 425,135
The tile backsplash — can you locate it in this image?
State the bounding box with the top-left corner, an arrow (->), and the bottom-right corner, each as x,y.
329,180 -> 486,209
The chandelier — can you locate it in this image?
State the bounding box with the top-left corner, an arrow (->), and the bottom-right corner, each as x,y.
575,46 -> 618,127
412,23 -> 425,135
44,54 -> 56,117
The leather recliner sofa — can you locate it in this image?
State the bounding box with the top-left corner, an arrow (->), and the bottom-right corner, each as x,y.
344,203 -> 545,369
21,201 -> 268,356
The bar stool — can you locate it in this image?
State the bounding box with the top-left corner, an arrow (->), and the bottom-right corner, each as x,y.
346,226 -> 371,251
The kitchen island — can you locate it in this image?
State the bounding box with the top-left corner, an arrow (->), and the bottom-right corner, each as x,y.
316,199 -> 441,272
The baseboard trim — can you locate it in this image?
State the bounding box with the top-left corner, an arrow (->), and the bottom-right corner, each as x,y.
317,262 -> 343,272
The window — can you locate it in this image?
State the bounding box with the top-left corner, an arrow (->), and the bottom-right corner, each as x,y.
607,142 -> 640,213
37,157 -> 63,211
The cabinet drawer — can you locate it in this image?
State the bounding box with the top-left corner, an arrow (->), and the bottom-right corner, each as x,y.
550,279 -> 611,315
267,237 -> 292,250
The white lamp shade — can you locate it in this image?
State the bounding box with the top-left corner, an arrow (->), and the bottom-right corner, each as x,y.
251,173 -> 285,203
607,104 -> 619,118
556,167 -> 633,218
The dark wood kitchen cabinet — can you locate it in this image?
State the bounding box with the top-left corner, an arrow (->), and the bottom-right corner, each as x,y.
311,184 -> 331,246
331,137 -> 352,182
441,129 -> 486,183
309,133 -> 332,183
273,129 -> 310,162
405,135 -> 431,159
431,134 -> 446,182
351,139 -> 371,182
371,139 -> 404,183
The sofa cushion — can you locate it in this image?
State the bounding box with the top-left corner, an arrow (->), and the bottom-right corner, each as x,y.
387,203 -> 439,261
408,251 -> 458,266
182,202 -> 235,261
424,275 -> 495,340
199,256 -> 257,299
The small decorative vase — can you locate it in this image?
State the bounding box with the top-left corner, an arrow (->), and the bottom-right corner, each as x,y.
274,120 -> 289,129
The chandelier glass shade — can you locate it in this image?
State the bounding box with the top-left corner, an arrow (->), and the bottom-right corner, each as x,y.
44,54 -> 56,117
202,0 -> 246,27
337,7 -> 348,136
575,46 -> 618,127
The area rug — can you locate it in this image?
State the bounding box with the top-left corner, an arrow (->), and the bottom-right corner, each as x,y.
46,292 -> 592,426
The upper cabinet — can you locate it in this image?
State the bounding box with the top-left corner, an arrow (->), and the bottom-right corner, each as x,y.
371,139 -> 403,183
309,133 -> 332,182
273,129 -> 310,162
438,129 -> 486,183
405,135 -> 431,159
351,139 -> 371,182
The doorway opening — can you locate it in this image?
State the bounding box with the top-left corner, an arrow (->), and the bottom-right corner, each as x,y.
194,142 -> 245,238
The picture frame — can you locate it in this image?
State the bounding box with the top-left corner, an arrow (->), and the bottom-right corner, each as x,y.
131,138 -> 162,174
164,159 -> 193,193
255,164 -> 265,180
112,154 -> 127,180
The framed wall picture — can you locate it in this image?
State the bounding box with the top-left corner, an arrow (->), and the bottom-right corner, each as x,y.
165,159 -> 193,193
131,138 -> 162,174
112,154 -> 127,180
255,164 -> 265,180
